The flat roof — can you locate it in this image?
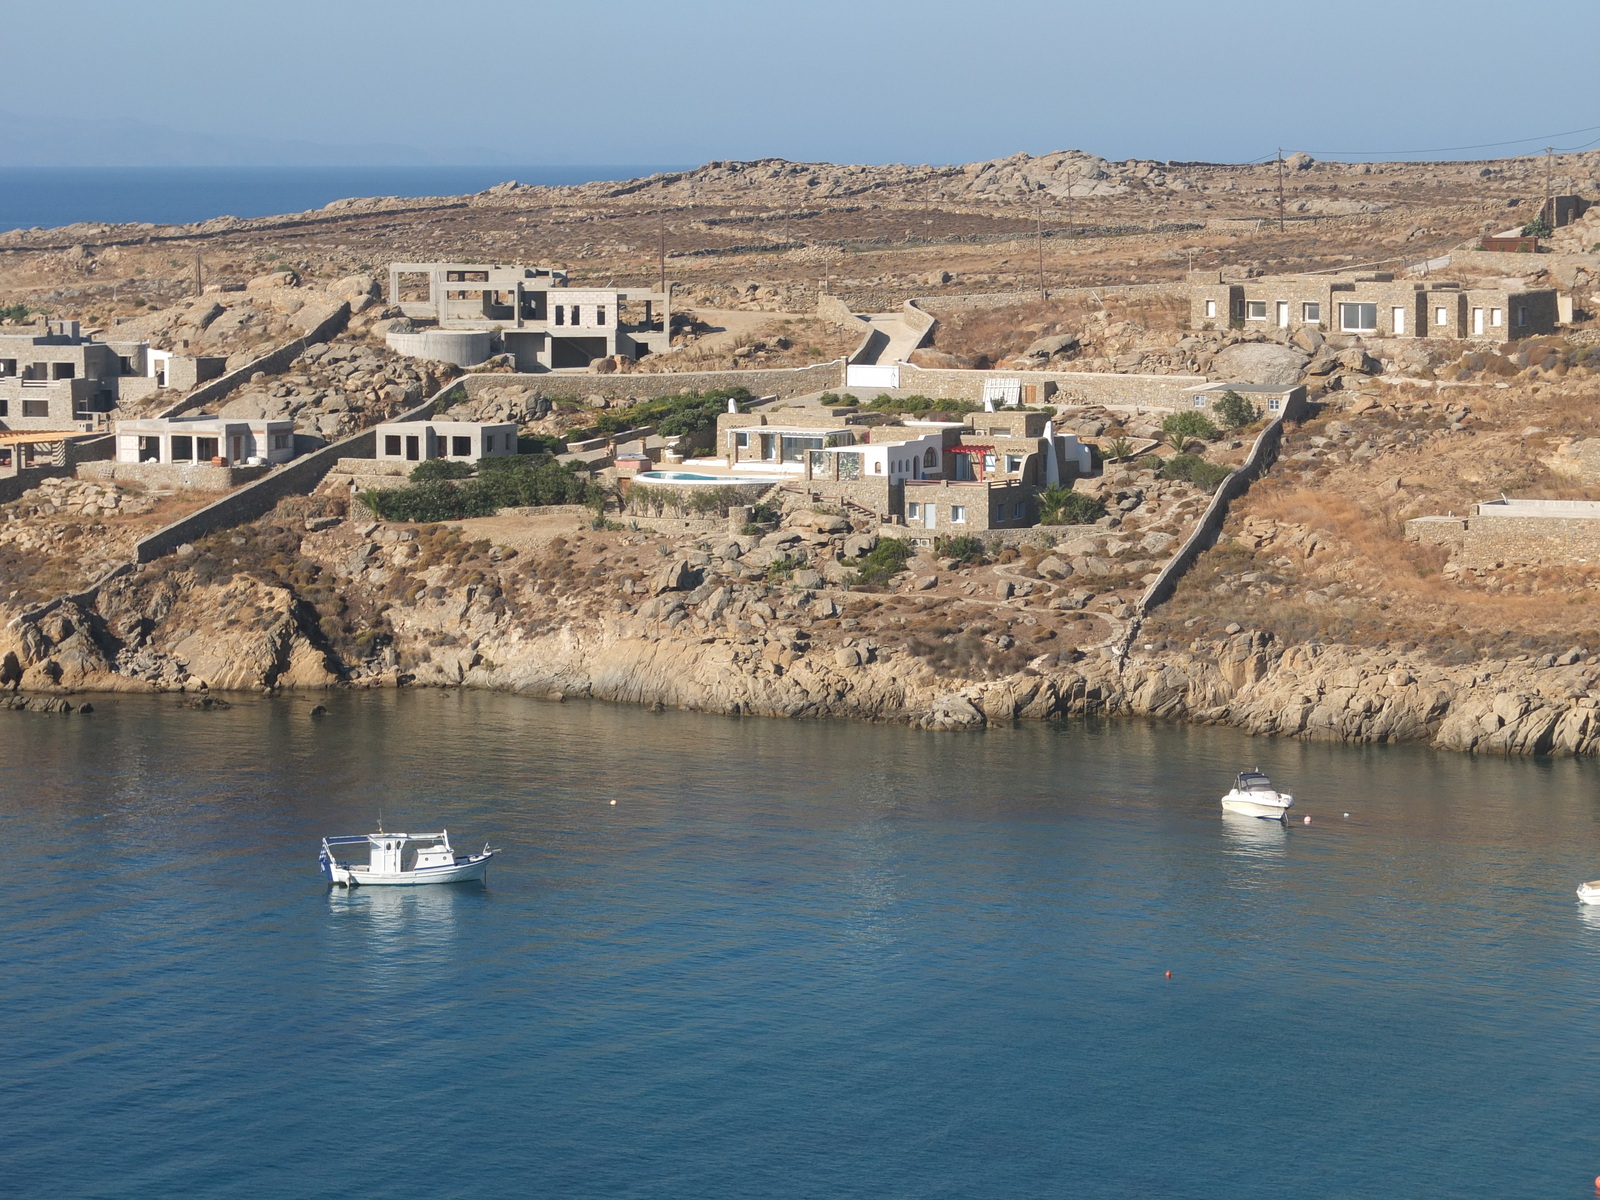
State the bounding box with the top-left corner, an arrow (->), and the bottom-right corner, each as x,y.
1478,499 -> 1600,519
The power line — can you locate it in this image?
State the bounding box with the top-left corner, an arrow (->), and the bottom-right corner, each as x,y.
1304,121 -> 1600,158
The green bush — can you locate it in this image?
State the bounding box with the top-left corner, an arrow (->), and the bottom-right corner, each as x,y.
1160,454 -> 1232,491
1161,411 -> 1220,442
846,537 -> 914,588
1521,216 -> 1553,239
934,533 -> 987,564
1103,436 -> 1136,462
1212,389 -> 1260,429
862,393 -> 981,416
0,303 -> 34,322
587,386 -> 751,439
1038,484 -> 1106,525
409,459 -> 474,482
364,453 -> 600,522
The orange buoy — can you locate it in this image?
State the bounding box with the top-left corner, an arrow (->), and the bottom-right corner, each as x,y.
1165,970 -> 1172,979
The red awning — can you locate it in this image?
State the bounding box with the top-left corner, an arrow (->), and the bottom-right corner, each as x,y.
948,444 -> 994,454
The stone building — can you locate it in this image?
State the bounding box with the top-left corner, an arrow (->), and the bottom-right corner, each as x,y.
386,262 -> 671,370
1188,271 -> 1558,344
374,419 -> 519,464
1407,498 -> 1600,568
0,321 -> 153,431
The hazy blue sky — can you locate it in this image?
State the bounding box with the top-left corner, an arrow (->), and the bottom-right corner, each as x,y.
5,0 -> 1598,166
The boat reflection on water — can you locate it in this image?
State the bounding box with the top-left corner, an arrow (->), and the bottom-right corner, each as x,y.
1575,900 -> 1600,933
1220,811 -> 1289,859
325,879 -> 486,986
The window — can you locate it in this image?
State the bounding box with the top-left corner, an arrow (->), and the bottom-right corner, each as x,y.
1435,306 -> 1449,326
1267,397 -> 1281,413
555,305 -> 565,325
995,505 -> 1005,524
385,435 -> 402,456
1339,302 -> 1378,332
52,362 -> 75,380
1005,455 -> 1022,472
484,434 -> 495,453
118,356 -> 133,374
950,505 -> 967,524
1204,299 -> 1217,318
1303,302 -> 1321,323
735,431 -> 750,448
924,448 -> 936,468
0,399 -> 6,416
273,434 -> 289,450
453,436 -> 472,456
1490,308 -> 1503,328
873,461 -> 883,474
1515,305 -> 1528,326
907,502 -> 921,520
1193,396 -> 1207,409
983,453 -> 996,474
0,359 -> 14,376
1245,300 -> 1267,320
1013,502 -> 1025,519
596,306 -> 606,325
22,398 -> 47,417
196,437 -> 218,461
171,435 -> 194,462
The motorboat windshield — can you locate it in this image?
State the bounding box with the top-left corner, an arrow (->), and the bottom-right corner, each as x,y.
1235,771 -> 1276,793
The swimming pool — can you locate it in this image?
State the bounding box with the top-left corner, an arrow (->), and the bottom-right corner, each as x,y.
633,470 -> 783,486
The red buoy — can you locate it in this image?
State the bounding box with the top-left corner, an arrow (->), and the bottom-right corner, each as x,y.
1165,970 -> 1172,979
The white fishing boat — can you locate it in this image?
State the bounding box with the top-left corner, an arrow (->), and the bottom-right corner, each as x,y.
1219,770 -> 1294,821
319,828 -> 497,886
1576,880 -> 1600,905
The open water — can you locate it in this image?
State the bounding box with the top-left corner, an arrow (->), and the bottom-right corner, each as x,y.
4,691 -> 1600,1198
0,166 -> 687,233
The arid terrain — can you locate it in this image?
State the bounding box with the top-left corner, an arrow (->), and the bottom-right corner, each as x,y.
5,147 -> 1600,755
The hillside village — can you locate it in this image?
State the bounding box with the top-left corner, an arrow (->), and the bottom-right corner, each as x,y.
4,147 -> 1600,755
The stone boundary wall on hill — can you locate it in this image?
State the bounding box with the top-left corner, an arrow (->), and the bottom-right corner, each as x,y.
914,284 -> 1182,312
459,361 -> 847,403
1135,396 -> 1305,616
1406,512 -> 1600,569
1448,248 -> 1599,289
893,363 -> 1205,407
156,301 -> 352,419
900,300 -> 937,351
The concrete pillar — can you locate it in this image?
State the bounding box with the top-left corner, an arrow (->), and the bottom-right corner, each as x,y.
728,505 -> 751,534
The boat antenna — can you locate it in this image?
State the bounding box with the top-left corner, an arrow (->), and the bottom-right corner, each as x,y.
377,809 -> 384,835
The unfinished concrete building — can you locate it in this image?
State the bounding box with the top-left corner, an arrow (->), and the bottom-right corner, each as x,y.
1189,271 -> 1558,344
387,262 -> 671,370
0,321 -> 151,431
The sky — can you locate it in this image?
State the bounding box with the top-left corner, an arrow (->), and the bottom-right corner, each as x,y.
3,0 -> 1598,167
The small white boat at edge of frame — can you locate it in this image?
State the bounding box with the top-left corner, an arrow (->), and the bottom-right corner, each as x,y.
319,829 -> 497,886
1576,880 -> 1600,905
1220,770 -> 1295,821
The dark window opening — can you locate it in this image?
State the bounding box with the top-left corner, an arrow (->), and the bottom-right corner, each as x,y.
452,436 -> 472,456
171,435 -> 194,462
384,435 -> 402,456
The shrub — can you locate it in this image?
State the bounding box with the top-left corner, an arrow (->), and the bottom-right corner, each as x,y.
862,393 -> 981,417
409,459 -> 474,482
934,534 -> 987,564
1103,436 -> 1136,462
1521,216 -> 1553,239
1038,484 -> 1105,525
1160,454 -> 1231,491
364,454 -> 600,521
1212,389 -> 1259,429
846,537 -> 914,588
588,386 -> 752,440
1162,411 -> 1220,444
0,303 -> 34,322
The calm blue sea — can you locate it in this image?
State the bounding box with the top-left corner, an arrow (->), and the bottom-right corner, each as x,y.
0,166 -> 689,233
4,693 -> 1600,1199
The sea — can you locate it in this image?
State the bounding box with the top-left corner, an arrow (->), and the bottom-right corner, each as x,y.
3,693 -> 1600,1198
0,166 -> 690,234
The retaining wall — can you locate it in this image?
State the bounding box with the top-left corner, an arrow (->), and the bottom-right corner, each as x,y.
459,362 -> 847,403
891,363 -> 1206,407
1136,396 -> 1305,614
156,301 -> 352,419
78,460 -> 269,492
1448,248 -> 1599,289
914,284 -> 1182,312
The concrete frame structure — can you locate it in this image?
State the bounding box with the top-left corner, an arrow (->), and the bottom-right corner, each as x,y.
1,321 -> 147,431
1189,271 -> 1558,344
374,420 -> 518,463
114,415 -> 296,467
387,262 -> 671,371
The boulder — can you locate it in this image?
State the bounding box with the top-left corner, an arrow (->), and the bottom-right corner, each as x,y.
1210,342 -> 1309,386
1021,333 -> 1081,360
248,269 -> 299,290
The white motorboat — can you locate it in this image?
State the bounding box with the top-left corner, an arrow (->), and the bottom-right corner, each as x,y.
319,828 -> 497,886
1219,770 -> 1294,821
1576,880 -> 1600,905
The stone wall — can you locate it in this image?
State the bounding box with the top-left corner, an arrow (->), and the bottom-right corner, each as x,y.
893,363 -> 1206,407
1137,404 -> 1297,615
459,361 -> 846,403
78,460 -> 270,492
1449,248 -> 1600,289
156,302 -> 352,419
0,434 -> 114,504
916,284 -> 1179,312
1405,512 -> 1600,568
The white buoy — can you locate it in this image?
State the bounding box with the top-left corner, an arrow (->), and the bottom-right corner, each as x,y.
1303,815 -> 1312,825
1343,812 -> 1350,818
609,799 -> 617,806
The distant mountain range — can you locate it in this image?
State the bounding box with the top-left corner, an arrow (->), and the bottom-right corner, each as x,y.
0,110 -> 515,167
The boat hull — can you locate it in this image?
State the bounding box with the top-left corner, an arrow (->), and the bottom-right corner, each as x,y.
1220,794 -> 1293,820
1577,881 -> 1600,905
328,854 -> 493,887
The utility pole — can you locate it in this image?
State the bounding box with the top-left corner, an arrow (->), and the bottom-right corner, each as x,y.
1276,148 -> 1286,234
1545,146 -> 1555,227
194,249 -> 202,296
1036,196 -> 1048,302
1065,167 -> 1077,232
658,209 -> 666,294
